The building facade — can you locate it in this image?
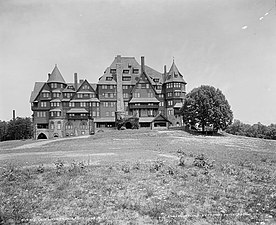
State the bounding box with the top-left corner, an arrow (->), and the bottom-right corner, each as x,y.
30,55 -> 187,139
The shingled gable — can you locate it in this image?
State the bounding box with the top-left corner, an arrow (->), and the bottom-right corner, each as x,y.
99,56 -> 163,86
47,64 -> 66,84
76,79 -> 96,93
30,82 -> 46,103
152,113 -> 172,124
165,60 -> 187,84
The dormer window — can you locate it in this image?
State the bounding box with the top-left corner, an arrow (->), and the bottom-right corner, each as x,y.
122,77 -> 131,81
106,77 -> 113,81
82,84 -> 89,90
153,78 -> 159,83
133,69 -> 139,74
110,69 -> 116,74
123,70 -> 129,74
51,83 -> 58,89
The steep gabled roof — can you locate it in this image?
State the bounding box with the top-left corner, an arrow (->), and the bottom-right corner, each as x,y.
152,113 -> 172,124
98,56 -> 163,86
47,65 -> 66,84
165,60 -> 187,84
29,82 -> 45,103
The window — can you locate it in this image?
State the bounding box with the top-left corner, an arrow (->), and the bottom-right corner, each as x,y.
106,77 -> 112,81
110,69 -> 116,74
167,92 -> 172,97
96,112 -> 100,117
82,84 -> 89,89
69,102 -> 75,107
42,92 -> 50,98
102,85 -> 108,89
123,85 -> 128,89
92,102 -> 96,107
65,122 -> 73,130
37,111 -> 46,117
123,70 -> 129,74
109,93 -> 114,98
148,103 -> 153,106
148,109 -> 154,116
110,102 -> 115,107
155,85 -> 161,90
51,102 -> 60,107
103,102 -> 109,107
56,111 -> 61,117
57,121 -> 61,130
80,113 -> 86,117
168,109 -> 173,115
133,68 -> 139,74
148,92 -> 154,98
105,111 -> 110,116
92,111 -> 96,117
109,84 -> 113,89
50,121 -> 54,130
134,92 -> 140,98
51,83 -> 57,89
123,93 -> 129,98
159,102 -> 164,107
153,78 -> 159,83
80,102 -> 86,107
146,84 -> 149,89
122,77 -> 131,81
53,93 -> 60,98
175,92 -> 181,97
41,102 -> 47,107
124,102 -> 128,107
168,100 -> 173,106
111,112 -> 115,116
104,93 -> 108,98
80,122 -> 87,130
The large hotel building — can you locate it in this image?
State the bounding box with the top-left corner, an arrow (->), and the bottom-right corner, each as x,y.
30,55 -> 187,139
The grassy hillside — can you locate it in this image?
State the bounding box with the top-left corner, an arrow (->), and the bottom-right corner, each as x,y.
1,129 -> 276,224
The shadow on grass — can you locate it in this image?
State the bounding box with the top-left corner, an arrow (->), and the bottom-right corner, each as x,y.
169,126 -> 225,137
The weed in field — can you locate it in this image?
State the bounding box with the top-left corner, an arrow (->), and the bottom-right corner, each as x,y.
150,160 -> 164,173
36,164 -> 44,173
54,159 -> 64,175
121,164 -> 130,173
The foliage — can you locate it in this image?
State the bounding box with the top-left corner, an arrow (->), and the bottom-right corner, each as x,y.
226,120 -> 276,140
0,117 -> 33,142
182,85 -> 233,132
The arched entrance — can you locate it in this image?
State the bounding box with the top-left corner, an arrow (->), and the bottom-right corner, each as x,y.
37,133 -> 47,139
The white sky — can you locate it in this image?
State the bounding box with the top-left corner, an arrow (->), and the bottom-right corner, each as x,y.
0,0 -> 276,125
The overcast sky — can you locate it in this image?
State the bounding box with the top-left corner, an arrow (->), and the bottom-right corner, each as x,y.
0,0 -> 275,125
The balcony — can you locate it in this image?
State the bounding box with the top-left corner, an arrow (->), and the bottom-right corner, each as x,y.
129,104 -> 159,109
67,115 -> 89,120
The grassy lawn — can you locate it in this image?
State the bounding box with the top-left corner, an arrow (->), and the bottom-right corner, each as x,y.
1,129 -> 276,224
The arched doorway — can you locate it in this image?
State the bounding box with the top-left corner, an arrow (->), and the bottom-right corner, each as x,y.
37,133 -> 47,139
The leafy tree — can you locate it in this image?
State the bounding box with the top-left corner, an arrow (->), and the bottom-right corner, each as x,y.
0,117 -> 33,141
182,85 -> 233,132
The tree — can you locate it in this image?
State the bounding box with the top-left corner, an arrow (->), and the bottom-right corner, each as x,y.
182,85 -> 233,132
0,117 -> 33,141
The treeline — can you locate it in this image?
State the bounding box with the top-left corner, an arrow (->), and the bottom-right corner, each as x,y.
225,120 -> 276,140
0,117 -> 33,142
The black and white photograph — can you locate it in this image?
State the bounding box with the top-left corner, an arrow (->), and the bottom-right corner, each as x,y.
0,0 -> 276,224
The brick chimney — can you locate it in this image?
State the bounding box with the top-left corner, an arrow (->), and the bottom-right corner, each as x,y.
74,73 -> 78,90
141,56 -> 145,73
163,65 -> 167,82
116,55 -> 124,113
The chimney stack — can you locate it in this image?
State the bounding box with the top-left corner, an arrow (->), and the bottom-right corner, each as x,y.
141,56 -> 145,73
48,73 -> 51,79
163,65 -> 167,82
74,73 -> 78,90
13,110 -> 15,121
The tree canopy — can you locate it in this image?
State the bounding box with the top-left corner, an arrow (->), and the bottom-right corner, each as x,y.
0,117 -> 33,141
181,85 -> 233,132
